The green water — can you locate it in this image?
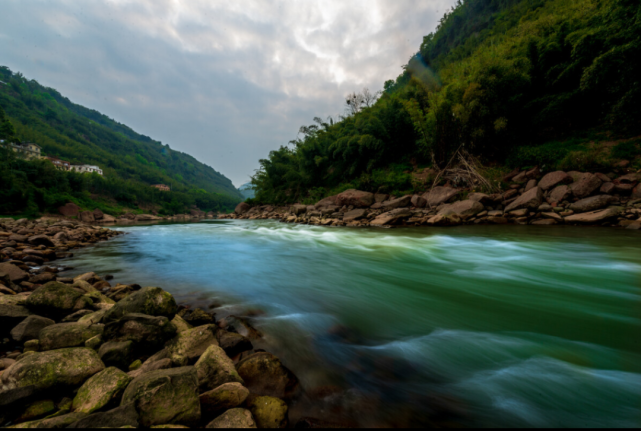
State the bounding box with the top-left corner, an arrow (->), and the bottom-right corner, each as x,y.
66,220 -> 641,427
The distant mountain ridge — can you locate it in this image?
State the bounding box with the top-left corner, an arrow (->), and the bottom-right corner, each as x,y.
0,66 -> 243,200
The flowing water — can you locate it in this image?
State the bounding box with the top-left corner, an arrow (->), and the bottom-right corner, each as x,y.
65,220 -> 641,427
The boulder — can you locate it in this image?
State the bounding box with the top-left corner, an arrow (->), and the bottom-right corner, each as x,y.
538,171 -> 572,191
67,403 -> 139,428
181,308 -> 214,327
72,367 -> 132,414
235,352 -> 300,400
525,179 -> 538,192
381,195 -> 412,211
1,348 -> 105,391
135,214 -> 161,221
28,273 -> 56,285
171,315 -> 193,333
25,282 -> 87,319
62,310 -> 95,323
216,330 -> 253,358
512,171 -> 528,183
504,187 -> 543,212
103,313 -> 177,354
247,396 -> 288,429
78,309 -> 108,325
421,187 -> 459,207
342,209 -> 367,223
426,214 -> 462,226
9,234 -> 28,243
0,263 -> 29,283
103,287 -> 177,323
14,399 -> 56,424
234,203 -> 251,215
79,212 -> 95,224
616,173 -> 641,184
549,185 -> 572,203
11,412 -> 88,429
11,315 -> 55,343
370,208 -> 412,226
92,209 -> 104,221
410,194 -> 427,208
290,205 -> 307,216
195,345 -> 244,392
120,367 -> 201,427
569,173 -> 602,198
38,322 -> 104,351
200,382 -> 250,418
334,190 -> 375,208
532,219 -> 558,225
0,293 -> 33,332
314,196 -> 338,209
467,193 -> 493,205
437,200 -> 484,217
100,214 -> 117,223
568,195 -> 616,213
27,235 -> 54,248
59,203 -> 81,218
165,325 -> 217,366
632,184 -> 641,199
98,341 -> 134,370
223,316 -> 263,340
206,408 -> 256,429
565,207 -> 624,224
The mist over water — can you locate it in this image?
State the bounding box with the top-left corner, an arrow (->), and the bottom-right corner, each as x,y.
66,220 -> 641,427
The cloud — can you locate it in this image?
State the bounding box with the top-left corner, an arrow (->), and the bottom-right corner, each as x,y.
0,0 -> 455,186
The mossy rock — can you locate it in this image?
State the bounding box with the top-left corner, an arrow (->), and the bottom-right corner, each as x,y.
121,367 -> 200,427
78,309 -> 108,325
38,323 -> 104,351
200,382 -> 249,418
1,348 -> 105,392
72,367 -> 132,414
14,399 -> 55,424
98,341 -> 134,370
129,360 -> 142,371
24,282 -> 88,319
103,314 -> 177,354
170,315 -> 192,333
235,352 -> 300,400
206,408 -> 256,428
247,396 -> 288,429
9,412 -> 88,429
165,325 -> 217,366
195,345 -> 244,392
85,335 -> 103,351
103,287 -> 177,323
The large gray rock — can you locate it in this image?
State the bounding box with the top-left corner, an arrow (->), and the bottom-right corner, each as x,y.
103,313 -> 177,354
342,209 -> 367,223
165,325 -> 217,366
421,187 -> 459,207
505,187 -> 543,212
568,195 -> 616,213
236,352 -> 300,400
206,408 -> 256,429
569,173 -> 602,199
380,195 -> 412,211
103,287 -> 177,323
0,348 -> 105,392
234,202 -> 251,215
565,207 -> 624,224
67,403 -> 139,428
467,193 -> 493,205
314,196 -> 338,209
72,367 -> 132,414
549,185 -> 572,203
195,345 -> 244,392
25,282 -> 87,319
10,315 -> 54,343
38,322 -> 104,351
120,367 -> 201,427
437,200 -> 484,217
539,171 -> 572,191
334,190 -> 375,208
0,263 -> 29,283
369,208 -> 412,226
410,194 -> 427,208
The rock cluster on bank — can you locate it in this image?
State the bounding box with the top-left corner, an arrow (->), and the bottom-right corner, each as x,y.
57,202 -> 218,225
0,277 -> 303,428
224,168 -> 641,230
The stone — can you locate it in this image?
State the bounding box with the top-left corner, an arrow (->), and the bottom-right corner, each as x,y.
334,190 -> 375,208
509,209 -> 528,217
437,200 -> 484,217
410,194 -> 427,208
72,367 -> 132,414
103,314 -> 177,354
381,195 -> 412,211
120,367 -> 201,427
129,360 -> 142,371
79,212 -> 95,223
206,408 -> 256,429
538,171 -> 572,191
181,308 -> 214,326
617,173 -> 641,184
103,287 -> 177,324
526,166 -> 541,179
525,179 -> 538,192
633,184 -> 641,199
85,335 -> 102,351
14,399 -> 56,424
570,173 -> 602,198
25,282 -> 87,319
68,403 -> 139,428
235,203 -> 251,215
223,316 -> 263,341
165,325 -> 217,366
98,341 -> 134,370
74,272 -> 99,284
549,185 -> 572,203
569,195 -> 616,213
0,348 -> 104,392
532,219 -> 558,225
236,352 -> 300,400
565,207 -> 624,224
59,203 -> 81,217
342,209 -> 367,223
23,340 -> 39,353
10,315 -> 55,343
200,383 -> 250,418
374,194 -> 389,203
28,273 -> 56,285
468,193 -> 493,205
0,263 -> 29,283
290,205 -> 307,216
216,330 -> 253,358
10,412 -> 88,429
505,187 -> 543,212
247,396 -> 288,429
78,309 -> 108,325
195,345 -> 243,392
421,187 -> 459,207
92,209 -> 104,221
541,212 -> 563,222
171,315 -> 192,333
27,235 -> 54,248
370,208 -> 412,226
38,322 -> 103,351
314,196 -> 338,209
426,213 -> 462,226
62,310 -> 95,323
512,172 -> 528,183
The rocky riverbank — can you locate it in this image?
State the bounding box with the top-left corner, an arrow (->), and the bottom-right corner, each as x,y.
57,203 -> 217,225
225,169 -> 641,230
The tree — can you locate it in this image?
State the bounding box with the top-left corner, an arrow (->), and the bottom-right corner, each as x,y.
0,105 -> 17,142
345,88 -> 381,115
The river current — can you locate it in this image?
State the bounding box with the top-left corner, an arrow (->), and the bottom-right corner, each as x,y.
64,220 -> 641,427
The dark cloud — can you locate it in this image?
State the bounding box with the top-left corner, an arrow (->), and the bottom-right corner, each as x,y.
0,0 -> 454,186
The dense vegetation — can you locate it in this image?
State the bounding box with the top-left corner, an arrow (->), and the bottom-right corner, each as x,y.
251,0 -> 641,204
0,67 -> 243,216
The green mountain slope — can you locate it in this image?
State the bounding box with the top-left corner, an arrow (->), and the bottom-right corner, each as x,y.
0,66 -> 243,200
251,0 -> 641,204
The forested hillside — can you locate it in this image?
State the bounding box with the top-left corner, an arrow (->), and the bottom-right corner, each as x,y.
0,66 -> 242,200
252,0 -> 641,204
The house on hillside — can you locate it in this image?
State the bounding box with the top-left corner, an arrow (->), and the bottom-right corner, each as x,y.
45,156 -> 72,171
71,164 -> 103,175
152,184 -> 170,191
3,142 -> 44,160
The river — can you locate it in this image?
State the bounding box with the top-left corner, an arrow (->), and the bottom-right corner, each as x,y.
64,220 -> 641,427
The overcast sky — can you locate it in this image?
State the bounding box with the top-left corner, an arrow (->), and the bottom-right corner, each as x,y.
0,0 -> 454,187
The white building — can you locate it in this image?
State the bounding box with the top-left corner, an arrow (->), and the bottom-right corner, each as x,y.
71,165 -> 103,176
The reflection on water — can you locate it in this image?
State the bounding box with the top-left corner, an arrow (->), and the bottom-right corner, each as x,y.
66,220 -> 641,427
